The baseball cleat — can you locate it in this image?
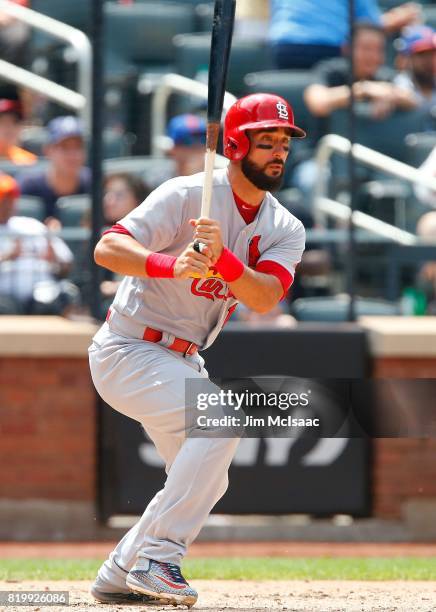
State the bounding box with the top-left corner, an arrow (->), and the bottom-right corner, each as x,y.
126,558 -> 198,608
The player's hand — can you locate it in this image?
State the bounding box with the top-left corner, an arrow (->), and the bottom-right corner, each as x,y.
174,243 -> 212,279
190,217 -> 223,265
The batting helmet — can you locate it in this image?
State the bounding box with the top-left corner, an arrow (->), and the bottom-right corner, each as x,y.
223,93 -> 306,162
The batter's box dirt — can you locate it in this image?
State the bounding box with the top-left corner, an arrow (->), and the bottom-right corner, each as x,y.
1,580 -> 436,612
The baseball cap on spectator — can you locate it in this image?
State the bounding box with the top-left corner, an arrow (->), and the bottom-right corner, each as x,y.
47,116 -> 84,145
167,114 -> 206,147
396,26 -> 436,55
0,98 -> 23,119
0,175 -> 20,199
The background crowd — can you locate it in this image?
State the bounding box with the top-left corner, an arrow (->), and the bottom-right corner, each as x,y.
1,0 -> 436,320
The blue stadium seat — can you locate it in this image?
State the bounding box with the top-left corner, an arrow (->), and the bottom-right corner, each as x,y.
404,131 -> 436,168
292,296 -> 400,321
57,194 -> 90,228
173,33 -> 273,96
329,108 -> 433,163
31,0 -> 91,31
244,70 -> 317,147
422,5 -> 436,29
105,3 -> 197,68
15,196 -> 45,222
103,156 -> 176,189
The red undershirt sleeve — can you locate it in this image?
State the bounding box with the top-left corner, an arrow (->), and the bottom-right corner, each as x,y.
102,223 -> 133,237
255,259 -> 294,298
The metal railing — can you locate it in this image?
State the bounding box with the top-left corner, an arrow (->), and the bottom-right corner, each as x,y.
146,73 -> 236,165
313,133 -> 436,244
0,0 -> 92,131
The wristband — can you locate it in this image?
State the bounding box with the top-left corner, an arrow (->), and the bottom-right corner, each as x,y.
146,252 -> 177,278
215,247 -> 245,283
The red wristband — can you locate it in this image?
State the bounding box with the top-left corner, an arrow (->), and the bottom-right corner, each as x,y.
215,247 -> 245,283
145,252 -> 177,278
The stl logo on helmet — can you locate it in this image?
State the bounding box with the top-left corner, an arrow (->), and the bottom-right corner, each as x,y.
276,102 -> 289,120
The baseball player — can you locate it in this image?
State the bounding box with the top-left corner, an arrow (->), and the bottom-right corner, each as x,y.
89,93 -> 306,608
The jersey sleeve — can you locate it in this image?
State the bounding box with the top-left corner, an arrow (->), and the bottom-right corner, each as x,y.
257,218 -> 306,291
117,178 -> 186,251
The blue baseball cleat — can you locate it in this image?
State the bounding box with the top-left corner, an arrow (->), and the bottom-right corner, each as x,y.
126,558 -> 198,608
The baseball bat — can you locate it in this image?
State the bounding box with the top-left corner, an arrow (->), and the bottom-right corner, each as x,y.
195,0 -> 236,255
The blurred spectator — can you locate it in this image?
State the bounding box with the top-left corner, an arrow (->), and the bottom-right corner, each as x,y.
103,172 -> 149,226
165,114 -> 206,177
415,144 -> 436,208
297,23 -> 416,205
269,0 -> 421,70
235,0 -> 268,40
0,88 -> 37,165
304,23 -> 416,125
0,0 -> 30,67
0,174 -> 78,316
19,116 -> 90,225
415,211 -> 436,314
81,172 -> 150,311
394,26 -> 436,116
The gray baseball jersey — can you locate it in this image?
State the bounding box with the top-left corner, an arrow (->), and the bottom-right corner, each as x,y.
110,168 -> 305,348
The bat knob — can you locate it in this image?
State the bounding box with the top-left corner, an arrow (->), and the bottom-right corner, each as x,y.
193,241 -> 206,254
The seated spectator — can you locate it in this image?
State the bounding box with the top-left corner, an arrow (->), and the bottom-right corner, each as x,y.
414,144 -> 436,208
0,174 -> 78,316
296,23 -> 416,206
269,0 -> 421,70
394,26 -> 436,119
80,172 -> 150,313
304,22 -> 417,124
0,87 -> 37,165
165,114 -> 206,177
103,172 -> 150,227
19,115 -> 90,225
415,211 -> 436,314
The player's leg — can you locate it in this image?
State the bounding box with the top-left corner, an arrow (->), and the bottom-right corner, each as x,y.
89,328 -> 240,604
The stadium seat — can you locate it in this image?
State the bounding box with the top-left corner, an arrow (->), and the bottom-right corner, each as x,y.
105,3 -> 197,68
404,132 -> 436,168
57,194 -> 90,228
1,159 -> 49,179
195,3 -> 214,32
292,295 -> 400,321
103,156 -> 176,189
422,5 -> 436,29
244,70 -> 317,145
173,33 -> 273,96
31,0 -> 91,31
19,127 -> 48,157
329,108 -> 433,163
15,196 -> 45,222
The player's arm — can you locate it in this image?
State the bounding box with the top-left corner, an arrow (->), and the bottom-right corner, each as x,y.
94,232 -> 211,279
192,218 -> 295,314
226,267 -> 283,314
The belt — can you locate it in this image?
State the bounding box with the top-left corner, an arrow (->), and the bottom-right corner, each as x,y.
143,326 -> 198,356
106,308 -> 198,356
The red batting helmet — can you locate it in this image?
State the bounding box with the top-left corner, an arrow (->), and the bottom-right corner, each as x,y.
223,93 -> 306,162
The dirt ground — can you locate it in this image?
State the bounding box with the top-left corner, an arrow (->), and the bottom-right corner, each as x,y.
1,579 -> 436,612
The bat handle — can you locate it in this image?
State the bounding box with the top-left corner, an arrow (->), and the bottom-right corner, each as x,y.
195,122 -> 220,254
200,147 -> 216,218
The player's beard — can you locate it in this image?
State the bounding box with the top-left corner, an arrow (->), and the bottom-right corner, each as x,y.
241,157 -> 285,192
